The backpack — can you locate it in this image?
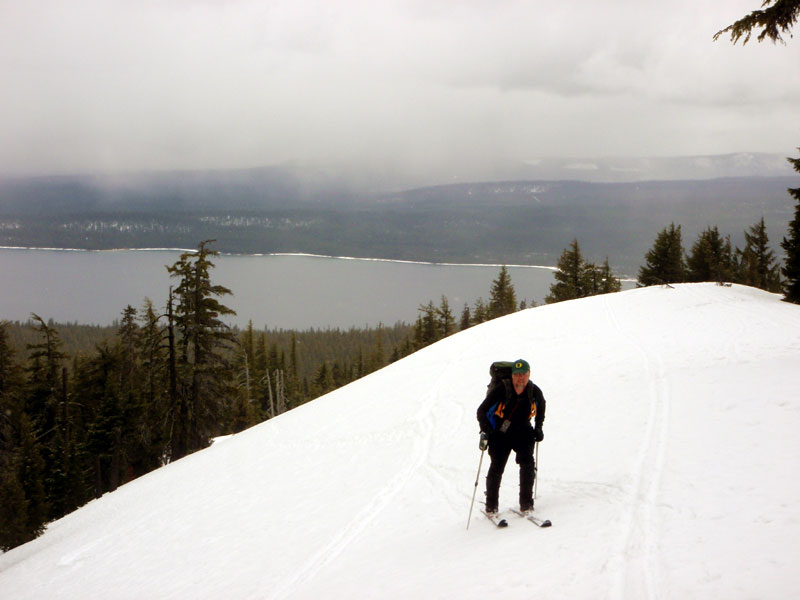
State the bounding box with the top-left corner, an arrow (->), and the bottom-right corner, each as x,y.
484,361 -> 537,431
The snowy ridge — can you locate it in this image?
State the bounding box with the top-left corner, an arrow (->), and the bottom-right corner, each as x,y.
1,284 -> 799,599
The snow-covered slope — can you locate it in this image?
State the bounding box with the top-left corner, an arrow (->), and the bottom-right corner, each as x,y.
2,284 -> 799,599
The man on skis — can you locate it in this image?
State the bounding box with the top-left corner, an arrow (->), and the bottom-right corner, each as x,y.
476,359 -> 546,516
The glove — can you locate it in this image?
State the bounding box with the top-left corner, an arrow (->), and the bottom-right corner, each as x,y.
479,432 -> 489,451
533,427 -> 544,443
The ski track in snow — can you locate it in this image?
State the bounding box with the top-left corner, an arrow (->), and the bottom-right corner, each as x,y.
269,372 -> 441,600
603,293 -> 669,600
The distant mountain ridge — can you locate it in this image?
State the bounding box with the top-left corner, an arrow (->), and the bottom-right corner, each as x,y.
0,152 -> 795,209
0,154 -> 797,275
508,152 -> 796,183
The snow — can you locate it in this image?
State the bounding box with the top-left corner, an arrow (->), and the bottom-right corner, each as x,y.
2,283 -> 800,599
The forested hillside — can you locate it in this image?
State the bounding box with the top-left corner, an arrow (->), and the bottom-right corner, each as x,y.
1,171 -> 795,274
3,320 -> 411,383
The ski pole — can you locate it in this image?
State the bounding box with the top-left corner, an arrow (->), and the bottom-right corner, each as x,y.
466,447 -> 486,530
534,442 -> 540,500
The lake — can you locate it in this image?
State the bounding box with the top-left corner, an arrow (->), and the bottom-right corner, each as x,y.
0,247 -> 629,329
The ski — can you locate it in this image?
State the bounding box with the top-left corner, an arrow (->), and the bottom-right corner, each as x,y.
510,508 -> 552,528
481,510 -> 508,528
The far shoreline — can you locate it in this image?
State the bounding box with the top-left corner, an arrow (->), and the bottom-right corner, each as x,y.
0,245 -> 561,272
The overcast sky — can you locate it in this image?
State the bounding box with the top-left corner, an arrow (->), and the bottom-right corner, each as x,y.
1,0 -> 798,180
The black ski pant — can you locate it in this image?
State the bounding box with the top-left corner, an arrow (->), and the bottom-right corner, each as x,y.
485,427 -> 535,512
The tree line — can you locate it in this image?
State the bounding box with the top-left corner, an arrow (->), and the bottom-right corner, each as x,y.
635,214 -> 794,295
543,161 -> 800,304
0,241 -> 240,550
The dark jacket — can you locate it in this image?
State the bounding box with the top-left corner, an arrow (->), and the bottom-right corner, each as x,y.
477,380 -> 546,435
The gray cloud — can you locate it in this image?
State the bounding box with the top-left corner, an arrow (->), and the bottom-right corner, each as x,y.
0,0 -> 798,181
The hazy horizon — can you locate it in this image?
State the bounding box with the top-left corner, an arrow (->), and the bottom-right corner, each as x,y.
1,0 -> 798,181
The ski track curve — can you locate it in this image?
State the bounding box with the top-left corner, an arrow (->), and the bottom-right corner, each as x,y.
268,376 -> 439,600
603,294 -> 670,600
423,385 -> 474,515
684,284 -> 799,360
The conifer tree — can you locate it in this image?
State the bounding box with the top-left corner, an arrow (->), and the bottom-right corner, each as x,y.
546,239 -> 586,303
114,305 -> 150,483
687,226 -> 734,283
488,266 -> 518,319
118,306 -> 140,394
229,322 -> 258,433
459,303 -> 471,330
638,223 -> 687,286
81,343 -> 127,493
714,0 -> 799,44
472,298 -> 488,325
0,449 -> 28,551
329,360 -> 343,388
286,332 -> 301,409
12,413 -> 48,545
166,240 -> 237,460
415,301 -> 439,347
229,387 -> 257,433
136,298 -> 169,471
25,315 -> 67,436
781,152 -> 800,303
735,217 -> 782,292
0,322 -> 46,550
600,258 -> 622,293
370,325 -> 385,372
585,258 -> 622,295
25,315 -> 72,519
436,296 -> 456,336
547,241 -> 622,303
312,362 -> 334,395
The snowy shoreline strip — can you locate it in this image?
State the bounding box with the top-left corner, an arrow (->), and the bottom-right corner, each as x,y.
0,246 -> 560,271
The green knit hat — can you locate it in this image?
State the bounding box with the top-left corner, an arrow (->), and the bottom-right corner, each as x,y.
511,359 -> 530,374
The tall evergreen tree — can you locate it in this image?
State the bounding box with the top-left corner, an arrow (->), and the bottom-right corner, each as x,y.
459,303 -> 471,331
80,343 -> 127,494
136,298 -> 169,472
286,332 -> 300,409
0,447 -> 29,551
687,226 -> 734,283
114,305 -> 150,484
312,362 -> 334,395
25,315 -> 72,520
546,239 -> 586,303
585,258 -> 623,295
0,322 -> 47,551
11,413 -> 48,547
472,298 -> 488,325
638,223 -> 687,286
735,217 -> 782,292
488,266 -> 518,319
547,241 -> 621,302
415,301 -> 439,348
436,296 -> 456,336
230,321 -> 259,433
166,240 -> 237,460
781,152 -> 800,303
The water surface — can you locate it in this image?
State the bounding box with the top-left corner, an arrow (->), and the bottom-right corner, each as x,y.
1,248 -> 574,328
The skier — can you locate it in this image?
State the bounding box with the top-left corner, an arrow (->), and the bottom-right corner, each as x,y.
476,358 -> 546,516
